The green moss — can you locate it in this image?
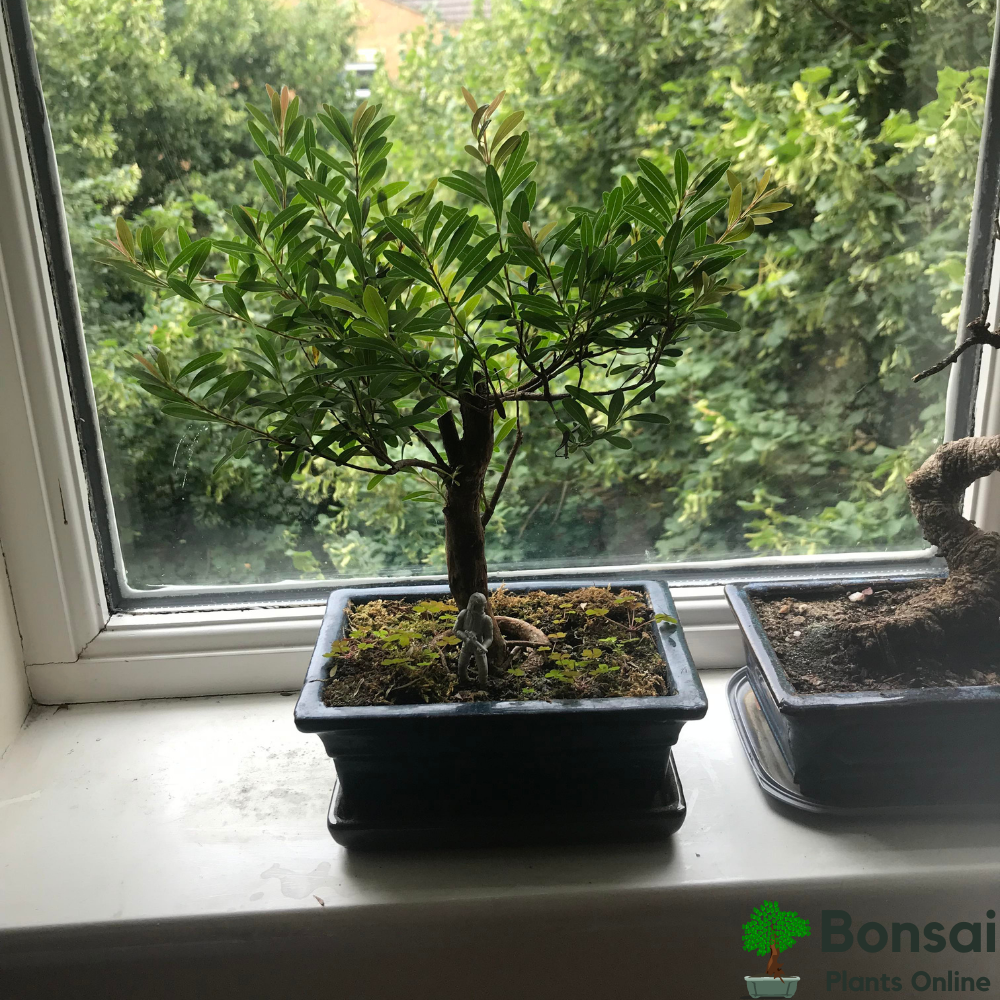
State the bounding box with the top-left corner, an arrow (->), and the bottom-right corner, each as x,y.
321,586 -> 675,706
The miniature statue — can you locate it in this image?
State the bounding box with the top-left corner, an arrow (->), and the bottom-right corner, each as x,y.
454,592 -> 494,685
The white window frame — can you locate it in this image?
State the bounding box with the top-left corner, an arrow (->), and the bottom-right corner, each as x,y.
2,6 -> 999,704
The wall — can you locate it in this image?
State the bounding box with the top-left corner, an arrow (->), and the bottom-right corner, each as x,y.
354,0 -> 426,78
0,537 -> 29,757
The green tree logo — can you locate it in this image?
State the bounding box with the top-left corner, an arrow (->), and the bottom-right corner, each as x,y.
743,901 -> 811,979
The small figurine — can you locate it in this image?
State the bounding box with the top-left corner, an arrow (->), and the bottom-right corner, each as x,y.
454,592 -> 494,685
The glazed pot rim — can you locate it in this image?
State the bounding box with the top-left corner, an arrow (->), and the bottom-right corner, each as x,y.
295,578 -> 708,730
725,577 -> 1000,714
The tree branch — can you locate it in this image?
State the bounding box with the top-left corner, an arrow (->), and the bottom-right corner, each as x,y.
912,316 -> 1000,383
437,409 -> 463,466
413,426 -> 446,469
482,429 -> 522,528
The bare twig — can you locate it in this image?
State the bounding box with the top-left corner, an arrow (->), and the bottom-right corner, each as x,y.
912,316 -> 1000,383
482,429 -> 523,528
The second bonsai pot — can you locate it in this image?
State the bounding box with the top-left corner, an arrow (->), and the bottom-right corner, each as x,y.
726,580 -> 1000,805
295,579 -> 707,841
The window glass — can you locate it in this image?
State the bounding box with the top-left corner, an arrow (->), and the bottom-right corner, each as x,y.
27,0 -> 992,588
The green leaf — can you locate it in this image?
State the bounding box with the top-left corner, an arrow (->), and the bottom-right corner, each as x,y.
344,192 -> 364,234
494,416 -> 517,445
440,216 -> 478,269
682,197 -> 728,234
728,183 -> 743,227
421,202 -> 444,246
608,390 -> 625,425
254,161 -> 281,206
176,352 -> 224,380
167,277 -> 202,303
296,177 -> 345,205
562,397 -> 590,427
382,216 -> 422,254
256,335 -> 280,370
501,160 -> 536,197
245,103 -> 277,138
186,241 -> 211,283
222,285 -> 249,318
221,370 -> 253,406
636,176 -> 673,221
231,206 -> 260,243
725,218 -> 756,242
625,412 -> 671,424
160,404 -> 223,423
367,474 -> 386,490
439,171 -> 488,205
622,204 -> 666,236
663,220 -> 683,263
636,159 -> 677,205
360,158 -> 388,194
165,238 -> 208,277
319,106 -> 354,150
565,383 -> 607,414
674,149 -> 689,198
453,234 -> 500,283
459,252 -> 510,303
501,131 -> 529,181
265,203 -> 311,236
363,285 -> 389,329
115,217 -> 134,258
491,110 -> 524,152
384,250 -> 436,286
691,159 -> 731,201
322,294 -> 363,315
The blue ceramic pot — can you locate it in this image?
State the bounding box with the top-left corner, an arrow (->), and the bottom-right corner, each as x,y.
726,579 -> 1000,805
295,580 -> 707,821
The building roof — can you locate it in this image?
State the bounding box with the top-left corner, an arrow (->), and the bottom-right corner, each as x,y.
397,0 -> 490,24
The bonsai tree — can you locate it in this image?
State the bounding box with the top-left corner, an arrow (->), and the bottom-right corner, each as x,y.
742,901 -> 811,979
101,85 -> 788,662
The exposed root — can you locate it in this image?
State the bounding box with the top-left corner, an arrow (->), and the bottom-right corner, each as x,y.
495,615 -> 550,645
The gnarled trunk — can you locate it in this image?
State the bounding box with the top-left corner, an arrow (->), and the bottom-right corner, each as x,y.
845,434 -> 1000,662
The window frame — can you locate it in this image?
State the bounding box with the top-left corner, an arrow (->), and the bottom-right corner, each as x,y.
3,0 -> 1000,702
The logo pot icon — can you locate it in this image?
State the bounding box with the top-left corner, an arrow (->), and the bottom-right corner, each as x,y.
742,901 -> 810,997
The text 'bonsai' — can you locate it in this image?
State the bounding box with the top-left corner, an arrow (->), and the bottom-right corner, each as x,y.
105,84 -> 787,664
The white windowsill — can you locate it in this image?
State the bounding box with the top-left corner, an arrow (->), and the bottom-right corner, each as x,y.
1,670 -> 996,993
26,585 -> 746,703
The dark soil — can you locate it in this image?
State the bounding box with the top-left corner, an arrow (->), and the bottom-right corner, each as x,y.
321,586 -> 675,706
753,580 -> 1000,694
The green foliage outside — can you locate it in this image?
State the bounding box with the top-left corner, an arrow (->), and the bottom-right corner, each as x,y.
742,900 -> 811,956
27,0 -> 994,588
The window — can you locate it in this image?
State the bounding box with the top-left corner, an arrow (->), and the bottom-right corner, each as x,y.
4,0 -> 999,644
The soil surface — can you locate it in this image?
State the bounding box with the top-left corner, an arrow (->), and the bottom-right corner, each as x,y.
321,586 -> 675,706
753,580 -> 1000,694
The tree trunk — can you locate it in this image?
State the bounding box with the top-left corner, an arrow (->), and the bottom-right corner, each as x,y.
828,435 -> 1000,667
866,435 -> 1000,649
766,939 -> 783,980
440,386 -> 506,669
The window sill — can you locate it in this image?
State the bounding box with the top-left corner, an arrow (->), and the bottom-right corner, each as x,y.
26,561 -> 945,704
26,585 -> 746,703
0,671 -> 995,994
